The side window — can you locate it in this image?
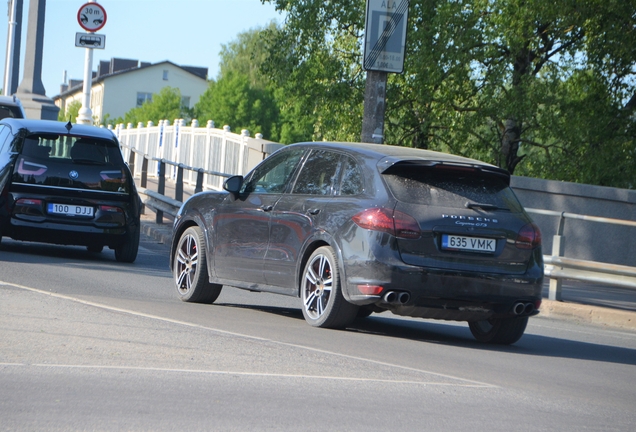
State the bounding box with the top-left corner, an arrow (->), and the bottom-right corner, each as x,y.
292,150 -> 341,195
0,126 -> 10,153
243,148 -> 304,194
338,156 -> 363,195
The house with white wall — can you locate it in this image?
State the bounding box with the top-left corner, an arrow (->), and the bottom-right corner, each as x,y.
53,58 -> 209,124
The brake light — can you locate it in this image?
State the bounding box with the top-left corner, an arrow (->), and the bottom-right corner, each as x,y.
16,198 -> 43,206
14,198 -> 43,216
516,223 -> 542,249
99,205 -> 123,213
17,159 -> 47,176
352,208 -> 421,239
100,169 -> 125,182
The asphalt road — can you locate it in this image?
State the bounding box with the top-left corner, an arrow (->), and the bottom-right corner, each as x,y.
1,231 -> 635,431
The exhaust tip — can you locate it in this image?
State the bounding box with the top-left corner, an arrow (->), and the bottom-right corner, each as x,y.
383,291 -> 398,303
524,303 -> 535,315
513,302 -> 526,315
397,292 -> 410,304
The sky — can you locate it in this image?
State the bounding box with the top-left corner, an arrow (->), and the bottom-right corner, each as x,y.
0,0 -> 285,98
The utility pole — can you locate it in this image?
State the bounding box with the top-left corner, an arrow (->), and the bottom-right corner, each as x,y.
361,0 -> 409,144
361,70 -> 387,144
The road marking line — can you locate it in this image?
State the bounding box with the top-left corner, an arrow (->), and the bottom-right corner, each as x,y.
0,280 -> 497,389
0,363 -> 488,387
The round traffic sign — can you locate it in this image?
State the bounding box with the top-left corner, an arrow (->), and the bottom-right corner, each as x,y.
77,2 -> 107,32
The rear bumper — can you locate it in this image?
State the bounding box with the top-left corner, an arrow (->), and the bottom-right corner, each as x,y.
1,187 -> 141,248
342,248 -> 544,321
8,217 -> 129,247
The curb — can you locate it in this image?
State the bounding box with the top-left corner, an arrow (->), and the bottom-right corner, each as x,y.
539,299 -> 636,331
140,219 -> 172,245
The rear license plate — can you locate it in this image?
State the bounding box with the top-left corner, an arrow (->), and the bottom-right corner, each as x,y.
48,203 -> 94,217
441,234 -> 496,253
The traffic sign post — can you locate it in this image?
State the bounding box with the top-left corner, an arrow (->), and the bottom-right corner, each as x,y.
75,2 -> 107,125
361,0 -> 410,144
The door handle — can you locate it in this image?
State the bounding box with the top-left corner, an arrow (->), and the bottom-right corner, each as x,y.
307,208 -> 320,215
260,205 -> 273,212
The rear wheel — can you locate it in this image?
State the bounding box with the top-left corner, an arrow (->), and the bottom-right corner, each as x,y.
115,224 -> 139,263
174,226 -> 222,304
468,316 -> 529,345
301,246 -> 358,329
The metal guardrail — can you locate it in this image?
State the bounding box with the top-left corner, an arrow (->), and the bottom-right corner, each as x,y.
125,146 -> 231,224
525,208 -> 636,299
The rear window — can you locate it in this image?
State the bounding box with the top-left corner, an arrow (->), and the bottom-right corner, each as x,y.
12,134 -> 129,193
0,104 -> 24,119
383,166 -> 523,212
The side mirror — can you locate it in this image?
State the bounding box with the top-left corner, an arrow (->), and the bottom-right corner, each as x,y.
223,175 -> 244,198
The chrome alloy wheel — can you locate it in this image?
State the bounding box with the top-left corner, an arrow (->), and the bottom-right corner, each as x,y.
175,232 -> 199,294
302,252 -> 333,320
173,226 -> 222,304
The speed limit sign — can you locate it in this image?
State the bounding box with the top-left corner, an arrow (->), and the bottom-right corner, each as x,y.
77,2 -> 107,32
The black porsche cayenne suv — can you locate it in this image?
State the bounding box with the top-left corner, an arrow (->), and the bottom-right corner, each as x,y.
0,119 -> 141,262
170,142 -> 543,344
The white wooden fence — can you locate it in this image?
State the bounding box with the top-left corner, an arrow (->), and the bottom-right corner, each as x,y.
113,119 -> 282,191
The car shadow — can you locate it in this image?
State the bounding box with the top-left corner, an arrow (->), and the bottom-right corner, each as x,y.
0,239 -> 170,277
217,302 -> 636,367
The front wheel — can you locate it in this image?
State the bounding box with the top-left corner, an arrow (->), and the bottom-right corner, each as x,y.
468,316 -> 529,345
174,226 -> 222,304
301,246 -> 358,329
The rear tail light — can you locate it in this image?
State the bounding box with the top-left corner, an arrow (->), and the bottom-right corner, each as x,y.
14,198 -> 44,216
100,169 -> 125,183
16,198 -> 43,206
17,159 -> 47,176
515,223 -> 542,249
99,205 -> 123,213
352,208 -> 421,239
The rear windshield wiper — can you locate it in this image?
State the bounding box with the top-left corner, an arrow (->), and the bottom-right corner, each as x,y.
465,202 -> 509,211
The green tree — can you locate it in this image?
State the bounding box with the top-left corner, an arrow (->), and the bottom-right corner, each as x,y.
218,22 -> 278,89
122,87 -> 193,126
261,0 -> 636,187
58,100 -> 82,123
261,1 -> 366,143
195,26 -> 284,141
195,71 -> 280,140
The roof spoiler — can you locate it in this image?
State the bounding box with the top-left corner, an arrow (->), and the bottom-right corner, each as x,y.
379,159 -> 511,185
